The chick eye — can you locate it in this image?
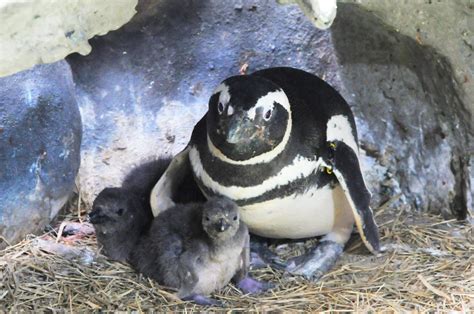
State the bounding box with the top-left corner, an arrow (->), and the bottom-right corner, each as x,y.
233,215 -> 238,221
205,216 -> 210,221
217,102 -> 224,114
117,208 -> 124,216
264,108 -> 273,121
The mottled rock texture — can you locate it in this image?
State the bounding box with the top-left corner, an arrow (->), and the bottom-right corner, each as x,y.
332,4 -> 472,219
68,0 -> 472,219
339,0 -> 473,124
0,62 -> 82,248
0,0 -> 138,77
67,0 -> 343,204
336,0 -> 473,218
0,0 -> 472,247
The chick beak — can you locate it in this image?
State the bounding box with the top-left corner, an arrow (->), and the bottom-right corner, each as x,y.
88,208 -> 107,224
216,218 -> 230,232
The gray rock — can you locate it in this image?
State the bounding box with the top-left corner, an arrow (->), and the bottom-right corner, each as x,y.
67,0 -> 471,219
0,0 -> 138,77
0,61 -> 82,248
67,0 -> 342,204
338,0 -> 473,135
332,4 -> 472,218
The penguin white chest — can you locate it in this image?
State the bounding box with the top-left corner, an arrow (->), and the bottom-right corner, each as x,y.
190,148 -> 350,239
240,185 -> 348,239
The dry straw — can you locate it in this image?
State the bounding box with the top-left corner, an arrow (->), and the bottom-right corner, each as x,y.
1,200 -> 473,312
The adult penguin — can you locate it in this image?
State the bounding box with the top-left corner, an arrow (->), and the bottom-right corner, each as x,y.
151,67 -> 380,280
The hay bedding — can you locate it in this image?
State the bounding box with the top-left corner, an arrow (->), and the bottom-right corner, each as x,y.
1,200 -> 472,312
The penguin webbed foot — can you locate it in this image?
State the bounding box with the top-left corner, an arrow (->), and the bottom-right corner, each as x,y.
237,276 -> 274,295
286,240 -> 343,281
249,238 -> 287,270
181,294 -> 223,307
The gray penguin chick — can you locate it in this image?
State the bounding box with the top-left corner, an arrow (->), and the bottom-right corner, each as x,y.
89,157 -> 205,262
90,187 -> 152,262
129,197 -> 271,306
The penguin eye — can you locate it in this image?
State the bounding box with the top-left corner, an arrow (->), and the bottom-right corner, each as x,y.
217,102 -> 224,114
264,108 -> 273,121
117,208 -> 124,216
233,215 -> 238,221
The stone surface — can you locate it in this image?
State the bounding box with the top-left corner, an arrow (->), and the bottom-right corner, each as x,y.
0,0 -> 471,247
63,0 -> 470,219
277,0 -> 338,29
336,0 -> 473,218
332,4 -> 472,218
0,61 -> 82,248
339,0 -> 473,117
0,0 -> 138,77
67,0 -> 343,205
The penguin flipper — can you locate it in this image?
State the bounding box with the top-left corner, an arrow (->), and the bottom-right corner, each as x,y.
150,146 -> 191,217
328,140 -> 380,254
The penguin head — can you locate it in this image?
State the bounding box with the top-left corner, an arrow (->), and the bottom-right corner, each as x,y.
207,75 -> 291,163
89,188 -> 146,235
202,196 -> 240,241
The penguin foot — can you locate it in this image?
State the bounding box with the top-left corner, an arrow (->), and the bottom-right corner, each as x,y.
249,239 -> 287,270
181,294 -> 223,307
286,240 -> 343,281
237,276 -> 274,295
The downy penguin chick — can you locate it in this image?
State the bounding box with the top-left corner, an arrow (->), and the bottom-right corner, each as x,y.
129,197 -> 271,306
89,157 -> 205,261
89,187 -> 152,262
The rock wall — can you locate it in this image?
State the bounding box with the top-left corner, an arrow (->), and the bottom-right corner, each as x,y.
68,0 -> 472,219
67,0 -> 344,205
0,0 -> 138,77
0,0 -> 472,246
0,62 -> 82,248
339,0 -> 473,120
332,4 -> 472,218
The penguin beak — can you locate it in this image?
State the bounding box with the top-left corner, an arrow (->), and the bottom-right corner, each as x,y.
88,208 -> 109,224
226,116 -> 256,144
216,218 -> 230,232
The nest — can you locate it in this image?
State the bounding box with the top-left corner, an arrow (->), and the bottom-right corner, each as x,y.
1,199 -> 473,312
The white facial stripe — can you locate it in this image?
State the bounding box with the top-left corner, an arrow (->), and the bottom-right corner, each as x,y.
190,148 -> 322,200
227,105 -> 234,116
213,83 -> 231,106
207,109 -> 292,165
326,115 -> 358,155
208,88 -> 292,165
247,90 -> 290,120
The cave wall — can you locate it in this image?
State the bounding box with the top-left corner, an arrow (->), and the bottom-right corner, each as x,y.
0,0 -> 138,77
67,0 -> 345,204
0,0 -> 472,246
67,0 -> 472,218
332,4 -> 472,218
0,61 -> 82,248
